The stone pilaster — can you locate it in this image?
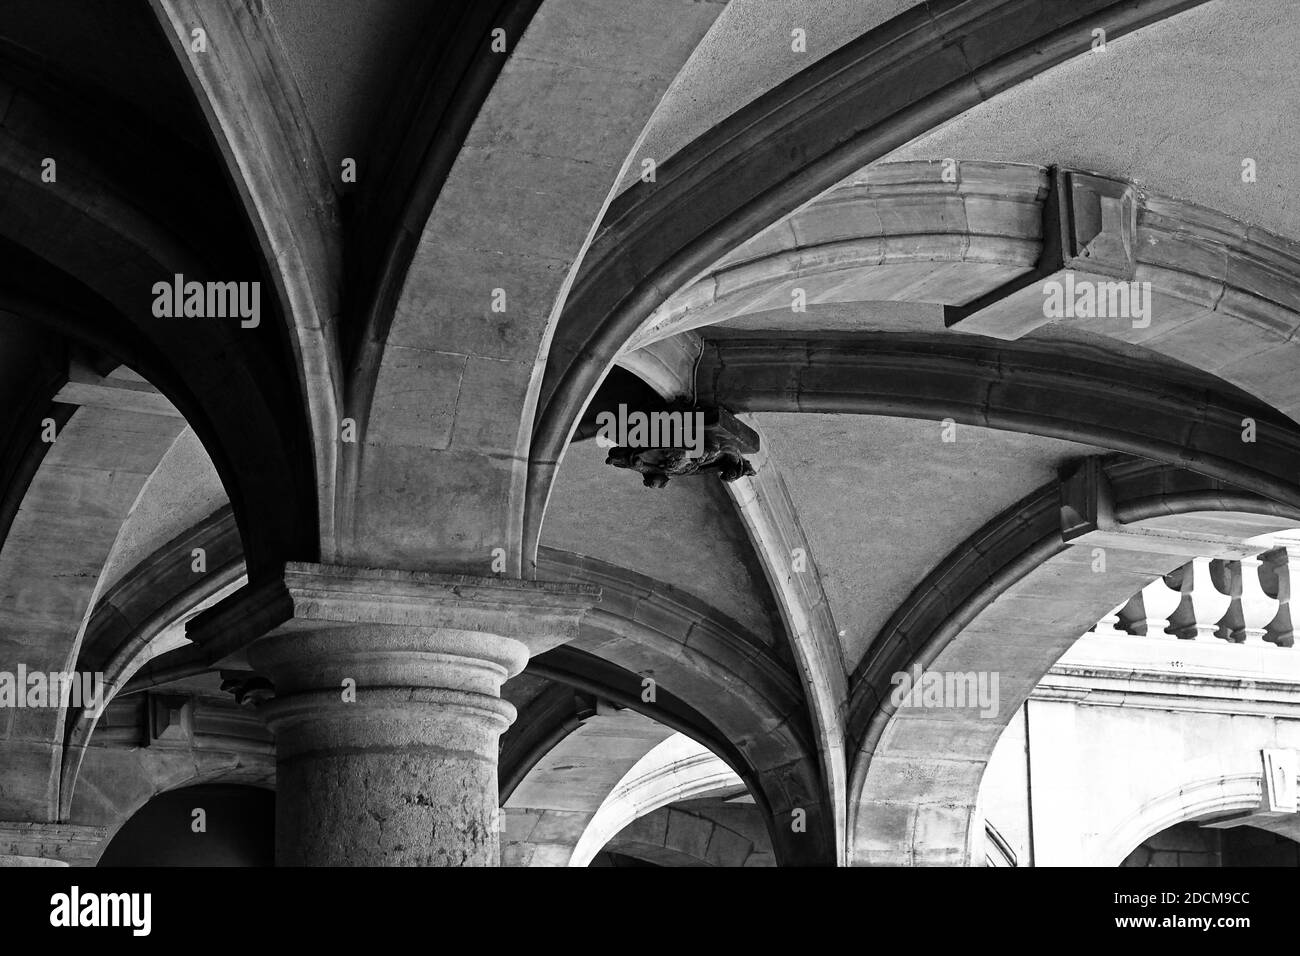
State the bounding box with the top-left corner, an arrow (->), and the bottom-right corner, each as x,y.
243,563 -> 599,867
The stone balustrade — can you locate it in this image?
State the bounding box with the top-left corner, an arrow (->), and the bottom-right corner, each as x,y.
1093,547 -> 1300,647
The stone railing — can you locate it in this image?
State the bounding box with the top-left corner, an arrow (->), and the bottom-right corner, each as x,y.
1091,548 -> 1300,647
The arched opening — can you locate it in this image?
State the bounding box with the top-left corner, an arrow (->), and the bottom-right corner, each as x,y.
575,734 -> 774,868
97,784 -> 273,867
1121,822 -> 1300,867
976,536 -> 1300,866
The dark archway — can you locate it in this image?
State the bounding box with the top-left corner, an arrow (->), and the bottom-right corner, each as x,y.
1121,822 -> 1300,867
98,784 -> 273,867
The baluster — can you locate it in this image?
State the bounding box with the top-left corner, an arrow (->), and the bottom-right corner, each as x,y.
1230,556 -> 1280,645
1113,591 -> 1145,636
1136,574 -> 1181,638
1171,556 -> 1231,640
1090,602 -> 1127,637
1263,546 -> 1300,648
1165,563 -> 1195,636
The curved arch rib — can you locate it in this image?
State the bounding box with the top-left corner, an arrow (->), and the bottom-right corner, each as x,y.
571,734 -> 743,867
724,438 -> 849,865
527,0 -> 1212,568
536,547 -> 835,865
59,507 -> 246,819
700,334 -> 1300,513
148,0 -> 344,556
847,457 -> 1300,865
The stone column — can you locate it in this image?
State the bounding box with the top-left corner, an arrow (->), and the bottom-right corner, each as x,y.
0,822 -> 107,866
243,563 -> 598,867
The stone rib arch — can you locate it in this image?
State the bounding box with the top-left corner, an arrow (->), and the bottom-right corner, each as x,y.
592,346 -> 849,863
636,159 -> 1300,440
626,161 -> 1048,349
724,440 -> 849,864
0,401 -> 189,821
499,706 -> 676,867
0,375 -> 248,825
71,716 -> 275,866
60,506 -> 246,820
5,0 -> 1292,871
147,0 -> 345,559
571,734 -> 747,867
698,333 -> 1300,513
534,547 -> 836,865
340,0 -> 545,467
339,0 -> 725,575
526,0 -> 1212,569
0,74 -> 319,581
848,457 -> 1300,865
58,523 -> 832,865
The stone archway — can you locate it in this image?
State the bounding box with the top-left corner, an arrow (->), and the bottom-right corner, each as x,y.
849,459 -> 1300,865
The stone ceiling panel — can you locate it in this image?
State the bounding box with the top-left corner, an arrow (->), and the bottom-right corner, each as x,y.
886,0 -> 1300,239
755,413 -> 1098,671
542,436 -> 784,647
622,0 -> 922,192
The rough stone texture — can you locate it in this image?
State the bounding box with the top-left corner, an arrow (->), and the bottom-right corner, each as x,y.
245,565 -> 597,866
255,628 -> 521,867
276,720 -> 503,867
0,822 -> 106,866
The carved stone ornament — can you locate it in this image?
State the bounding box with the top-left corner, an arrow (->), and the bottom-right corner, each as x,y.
220,671 -> 276,709
603,405 -> 759,488
605,445 -> 756,488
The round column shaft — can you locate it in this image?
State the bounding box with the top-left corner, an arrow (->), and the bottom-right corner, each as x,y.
251,625 -> 526,866
239,563 -> 600,867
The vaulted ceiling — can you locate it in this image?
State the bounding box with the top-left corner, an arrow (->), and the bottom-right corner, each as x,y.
2,0 -> 1297,867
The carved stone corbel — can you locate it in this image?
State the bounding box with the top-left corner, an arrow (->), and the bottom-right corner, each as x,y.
945,168 -> 1140,339
1060,458 -> 1269,559
605,405 -> 759,488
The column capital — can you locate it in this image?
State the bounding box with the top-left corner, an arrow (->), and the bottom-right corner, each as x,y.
0,822 -> 107,866
278,562 -> 601,655
224,565 -> 600,865
189,562 -> 602,659
246,563 -> 603,747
